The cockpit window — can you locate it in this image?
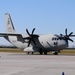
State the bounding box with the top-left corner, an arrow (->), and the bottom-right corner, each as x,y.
52,37 -> 59,40
57,38 -> 59,40
52,38 -> 54,40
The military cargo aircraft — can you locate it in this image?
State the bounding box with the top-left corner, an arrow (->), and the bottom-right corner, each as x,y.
0,13 -> 75,55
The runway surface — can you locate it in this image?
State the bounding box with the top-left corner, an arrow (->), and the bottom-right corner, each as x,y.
0,52 -> 75,75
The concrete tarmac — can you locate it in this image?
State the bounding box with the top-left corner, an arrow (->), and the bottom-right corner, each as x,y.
0,52 -> 75,75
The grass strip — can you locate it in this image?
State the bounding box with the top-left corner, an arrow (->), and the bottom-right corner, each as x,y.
0,48 -> 75,55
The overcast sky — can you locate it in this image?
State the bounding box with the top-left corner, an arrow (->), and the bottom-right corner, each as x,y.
0,0 -> 75,47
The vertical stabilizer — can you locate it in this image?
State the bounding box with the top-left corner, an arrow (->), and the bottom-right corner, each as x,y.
5,13 -> 15,33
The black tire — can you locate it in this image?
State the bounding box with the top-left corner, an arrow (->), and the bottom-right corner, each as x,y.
32,52 -> 34,54
27,52 -> 29,54
39,52 -> 43,55
44,52 -> 47,55
53,52 -> 58,55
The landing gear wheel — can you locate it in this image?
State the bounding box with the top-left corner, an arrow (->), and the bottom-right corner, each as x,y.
27,52 -> 29,54
32,52 -> 34,54
53,52 -> 58,55
58,50 -> 60,53
39,52 -> 43,55
44,52 -> 47,55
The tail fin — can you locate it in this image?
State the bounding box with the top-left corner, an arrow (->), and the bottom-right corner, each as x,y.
5,13 -> 15,33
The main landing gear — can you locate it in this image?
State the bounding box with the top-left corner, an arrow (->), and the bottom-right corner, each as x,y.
27,51 -> 58,55
53,51 -> 58,55
27,52 -> 34,54
44,52 -> 47,55
39,51 -> 47,55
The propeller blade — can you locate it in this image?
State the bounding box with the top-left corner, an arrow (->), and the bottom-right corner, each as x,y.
27,39 -> 31,47
26,29 -> 31,36
60,34 -> 63,36
69,32 -> 73,36
32,28 -> 35,35
66,40 -> 68,47
27,38 -> 36,47
65,28 -> 67,36
32,38 -> 36,45
69,35 -> 75,37
68,38 -> 73,42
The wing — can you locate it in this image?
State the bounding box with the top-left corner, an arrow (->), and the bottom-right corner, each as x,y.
0,33 -> 22,37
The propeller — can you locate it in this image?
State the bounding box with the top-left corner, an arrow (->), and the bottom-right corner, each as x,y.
59,28 -> 75,47
25,28 -> 39,47
64,28 -> 74,42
